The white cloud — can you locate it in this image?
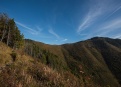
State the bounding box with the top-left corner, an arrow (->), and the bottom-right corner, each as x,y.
77,1 -> 104,33
15,21 -> 39,35
62,39 -> 68,41
97,17 -> 121,36
77,0 -> 121,36
48,29 -> 60,39
77,14 -> 91,32
113,34 -> 121,39
106,5 -> 121,19
16,21 -> 33,31
16,21 -> 52,38
84,17 -> 121,39
101,20 -> 121,30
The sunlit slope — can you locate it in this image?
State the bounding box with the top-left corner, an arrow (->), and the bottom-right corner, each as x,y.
0,42 -> 82,87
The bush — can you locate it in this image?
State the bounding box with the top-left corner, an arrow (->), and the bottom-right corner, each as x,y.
11,51 -> 17,62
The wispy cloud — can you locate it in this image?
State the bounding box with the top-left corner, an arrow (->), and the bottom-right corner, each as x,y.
16,21 -> 33,31
16,21 -> 52,38
77,1 -> 104,33
106,5 -> 121,19
48,29 -> 60,39
15,21 -> 39,35
62,39 -> 68,41
113,34 -> 121,39
98,17 -> 121,36
77,0 -> 121,40
84,17 -> 121,39
48,28 -> 68,42
100,18 -> 121,30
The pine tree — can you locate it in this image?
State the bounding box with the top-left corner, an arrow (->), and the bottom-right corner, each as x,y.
0,13 -> 24,49
0,13 -> 8,42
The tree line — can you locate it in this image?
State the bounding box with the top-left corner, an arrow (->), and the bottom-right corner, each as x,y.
0,13 -> 24,49
24,39 -> 64,70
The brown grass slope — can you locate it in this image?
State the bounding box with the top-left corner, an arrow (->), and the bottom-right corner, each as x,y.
0,41 -> 82,87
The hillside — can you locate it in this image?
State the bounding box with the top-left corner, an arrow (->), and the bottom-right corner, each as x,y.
1,37 -> 121,86
62,37 -> 121,86
0,42 -> 82,87
24,37 -> 121,87
1,0 -> 121,86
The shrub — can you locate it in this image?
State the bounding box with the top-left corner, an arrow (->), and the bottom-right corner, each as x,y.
11,51 -> 17,62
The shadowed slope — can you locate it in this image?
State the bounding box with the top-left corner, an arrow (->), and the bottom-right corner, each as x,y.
24,37 -> 121,86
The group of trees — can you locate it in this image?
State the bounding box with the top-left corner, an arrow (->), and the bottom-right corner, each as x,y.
0,13 -> 24,49
24,40 -> 65,70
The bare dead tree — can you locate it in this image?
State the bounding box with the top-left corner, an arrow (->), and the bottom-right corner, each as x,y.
7,25 -> 10,46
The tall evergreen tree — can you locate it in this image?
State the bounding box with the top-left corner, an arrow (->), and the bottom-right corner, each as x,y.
0,13 -> 24,49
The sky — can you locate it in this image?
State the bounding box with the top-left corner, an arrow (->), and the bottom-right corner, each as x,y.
0,0 -> 121,44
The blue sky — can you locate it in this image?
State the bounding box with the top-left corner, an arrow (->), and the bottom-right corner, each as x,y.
0,0 -> 121,44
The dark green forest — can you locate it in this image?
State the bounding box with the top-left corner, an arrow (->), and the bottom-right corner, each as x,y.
0,13 -> 24,49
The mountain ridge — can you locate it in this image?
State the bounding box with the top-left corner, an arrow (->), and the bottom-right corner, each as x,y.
24,37 -> 121,86
25,36 -> 121,45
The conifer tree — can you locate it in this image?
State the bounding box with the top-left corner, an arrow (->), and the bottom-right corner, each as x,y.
0,13 -> 24,49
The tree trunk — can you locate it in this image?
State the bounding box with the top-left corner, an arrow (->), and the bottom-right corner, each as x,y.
1,24 -> 6,42
7,26 -> 10,46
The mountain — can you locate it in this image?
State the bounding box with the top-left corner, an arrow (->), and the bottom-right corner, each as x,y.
1,37 -> 121,87
23,37 -> 121,87
1,14 -> 121,87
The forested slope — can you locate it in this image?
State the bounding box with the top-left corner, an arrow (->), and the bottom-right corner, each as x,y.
24,37 -> 121,87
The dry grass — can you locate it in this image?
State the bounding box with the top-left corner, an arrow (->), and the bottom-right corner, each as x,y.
0,42 -> 12,66
0,42 -> 82,87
